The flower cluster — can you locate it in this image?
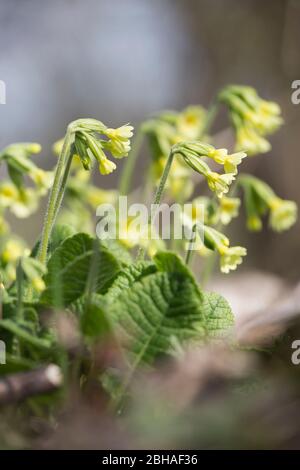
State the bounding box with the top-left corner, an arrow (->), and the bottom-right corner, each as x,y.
172,141 -> 246,198
63,119 -> 134,175
239,174 -> 297,232
0,143 -> 53,223
219,85 -> 283,155
142,106 -> 207,201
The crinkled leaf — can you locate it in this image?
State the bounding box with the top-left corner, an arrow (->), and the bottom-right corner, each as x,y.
109,252 -> 234,365
105,261 -> 157,305
202,291 -> 234,337
42,233 -> 122,307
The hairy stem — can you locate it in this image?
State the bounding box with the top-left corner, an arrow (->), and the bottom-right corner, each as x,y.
52,152 -> 74,219
38,127 -> 74,265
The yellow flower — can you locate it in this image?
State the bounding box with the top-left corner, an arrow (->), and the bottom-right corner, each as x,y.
1,239 -> 29,264
104,124 -> 134,158
235,125 -> 271,156
10,188 -> 39,218
176,106 -> 206,140
99,158 -> 117,175
219,197 -> 240,225
219,246 -> 247,274
0,183 -> 38,218
206,172 -> 235,198
0,182 -> 19,207
202,224 -> 246,273
208,148 -> 247,174
268,197 -> 297,232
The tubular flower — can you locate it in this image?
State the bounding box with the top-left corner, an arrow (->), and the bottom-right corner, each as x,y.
98,157 -> 117,175
207,148 -> 247,174
103,125 -> 134,158
239,174 -> 298,233
219,85 -> 283,156
236,125 -> 271,155
203,224 -> 247,273
172,141 -> 236,198
219,196 -> 240,225
219,246 -> 247,274
268,197 -> 298,232
206,172 -> 235,198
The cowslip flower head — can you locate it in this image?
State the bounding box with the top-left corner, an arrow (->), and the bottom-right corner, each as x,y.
172,141 -> 236,198
67,119 -> 134,175
219,85 -> 283,156
104,124 -> 134,158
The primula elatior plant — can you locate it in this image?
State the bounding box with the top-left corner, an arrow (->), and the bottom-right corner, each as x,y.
0,85 -> 297,410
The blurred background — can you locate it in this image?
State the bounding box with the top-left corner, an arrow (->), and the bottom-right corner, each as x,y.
0,0 -> 299,279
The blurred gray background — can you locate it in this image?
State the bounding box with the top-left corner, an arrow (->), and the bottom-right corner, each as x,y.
0,0 -> 299,278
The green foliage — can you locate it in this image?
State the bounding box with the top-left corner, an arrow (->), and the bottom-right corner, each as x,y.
107,252 -> 233,365
41,233 -> 123,307
0,85 -> 296,414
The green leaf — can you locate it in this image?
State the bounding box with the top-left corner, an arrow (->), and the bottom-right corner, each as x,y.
104,261 -> 157,305
100,239 -> 132,265
109,270 -> 205,365
42,233 -> 122,307
108,251 -> 233,365
201,291 -> 234,337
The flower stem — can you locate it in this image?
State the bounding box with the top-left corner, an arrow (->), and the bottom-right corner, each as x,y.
38,127 -> 74,265
53,152 -> 74,219
137,149 -> 175,261
119,127 -> 143,196
185,224 -> 197,266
